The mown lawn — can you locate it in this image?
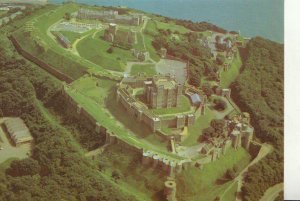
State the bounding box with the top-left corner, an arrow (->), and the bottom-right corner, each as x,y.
151,95 -> 191,115
222,181 -> 238,201
176,148 -> 251,201
144,34 -> 161,62
156,21 -> 190,34
133,32 -> 145,50
77,33 -> 136,72
181,107 -> 214,146
59,31 -> 82,44
144,19 -> 158,35
130,64 -> 156,76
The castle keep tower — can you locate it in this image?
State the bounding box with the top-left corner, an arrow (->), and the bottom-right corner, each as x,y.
145,76 -> 182,109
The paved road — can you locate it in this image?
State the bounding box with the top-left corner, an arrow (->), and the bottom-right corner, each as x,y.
0,118 -> 31,164
259,183 -> 283,201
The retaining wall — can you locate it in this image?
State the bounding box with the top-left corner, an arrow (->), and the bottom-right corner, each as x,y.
9,35 -> 74,83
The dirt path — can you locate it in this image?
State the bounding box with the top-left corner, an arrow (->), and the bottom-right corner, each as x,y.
71,30 -> 96,56
259,183 -> 283,201
123,17 -> 159,73
220,143 -> 273,201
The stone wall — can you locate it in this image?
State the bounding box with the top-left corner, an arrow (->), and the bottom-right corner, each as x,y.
61,87 -> 143,155
9,35 -> 74,83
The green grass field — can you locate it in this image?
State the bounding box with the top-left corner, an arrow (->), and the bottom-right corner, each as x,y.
99,145 -> 166,201
156,21 -> 190,34
220,51 -> 242,88
221,181 -> 238,201
144,35 -> 161,62
130,64 -> 156,76
176,148 -> 251,201
144,19 -> 159,36
182,107 -> 214,146
151,95 -> 191,115
77,32 -> 136,72
59,31 -> 82,44
133,32 -> 146,50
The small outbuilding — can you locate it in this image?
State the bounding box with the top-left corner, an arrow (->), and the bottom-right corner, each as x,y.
3,118 -> 33,146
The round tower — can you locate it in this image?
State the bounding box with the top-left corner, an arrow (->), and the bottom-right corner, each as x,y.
164,180 -> 177,201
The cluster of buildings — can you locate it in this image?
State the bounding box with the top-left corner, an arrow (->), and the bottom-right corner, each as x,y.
131,49 -> 150,61
117,74 -> 205,133
140,112 -> 254,176
52,21 -> 101,33
3,118 -> 33,146
77,8 -> 143,26
0,10 -> 22,27
103,23 -> 136,47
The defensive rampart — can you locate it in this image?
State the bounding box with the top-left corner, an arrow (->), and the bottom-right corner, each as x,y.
9,35 -> 75,83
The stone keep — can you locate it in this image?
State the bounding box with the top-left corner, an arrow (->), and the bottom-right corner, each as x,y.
146,76 -> 183,109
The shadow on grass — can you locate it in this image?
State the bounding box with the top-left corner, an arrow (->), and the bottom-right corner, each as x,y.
105,87 -> 152,138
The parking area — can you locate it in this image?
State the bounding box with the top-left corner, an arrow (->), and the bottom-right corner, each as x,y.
0,118 -> 31,164
155,59 -> 187,85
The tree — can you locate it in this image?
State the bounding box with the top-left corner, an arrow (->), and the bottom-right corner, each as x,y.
201,83 -> 213,97
226,168 -> 236,180
64,12 -> 71,20
211,119 -> 225,134
216,54 -> 225,65
201,127 -> 216,141
107,46 -> 113,54
7,158 -> 41,177
213,99 -> 227,111
112,170 -> 121,181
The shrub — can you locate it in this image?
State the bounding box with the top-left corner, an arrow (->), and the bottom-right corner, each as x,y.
213,99 -> 227,111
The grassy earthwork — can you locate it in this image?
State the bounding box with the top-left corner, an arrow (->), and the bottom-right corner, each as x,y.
77,31 -> 136,72
67,77 -> 182,160
176,147 -> 251,201
220,51 -> 242,88
130,64 -> 157,76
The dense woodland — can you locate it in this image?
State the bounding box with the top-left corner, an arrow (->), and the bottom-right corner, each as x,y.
0,20 -> 138,201
231,37 -> 284,201
162,17 -> 227,34
151,29 -> 218,87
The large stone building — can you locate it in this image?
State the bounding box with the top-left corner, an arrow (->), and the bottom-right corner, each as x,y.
103,23 -> 136,45
77,8 -> 142,26
117,75 -> 196,132
145,76 -> 182,109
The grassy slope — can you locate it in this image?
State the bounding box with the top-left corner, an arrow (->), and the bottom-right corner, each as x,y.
222,182 -> 238,201
130,64 -> 156,76
67,77 -> 180,159
37,99 -> 146,200
143,19 -> 161,62
144,35 -> 161,62
13,4 -> 107,79
77,32 -> 135,72
99,145 -> 166,200
176,148 -> 251,201
156,21 -> 190,34
220,51 -> 242,88
59,31 -> 82,44
181,107 -> 214,146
